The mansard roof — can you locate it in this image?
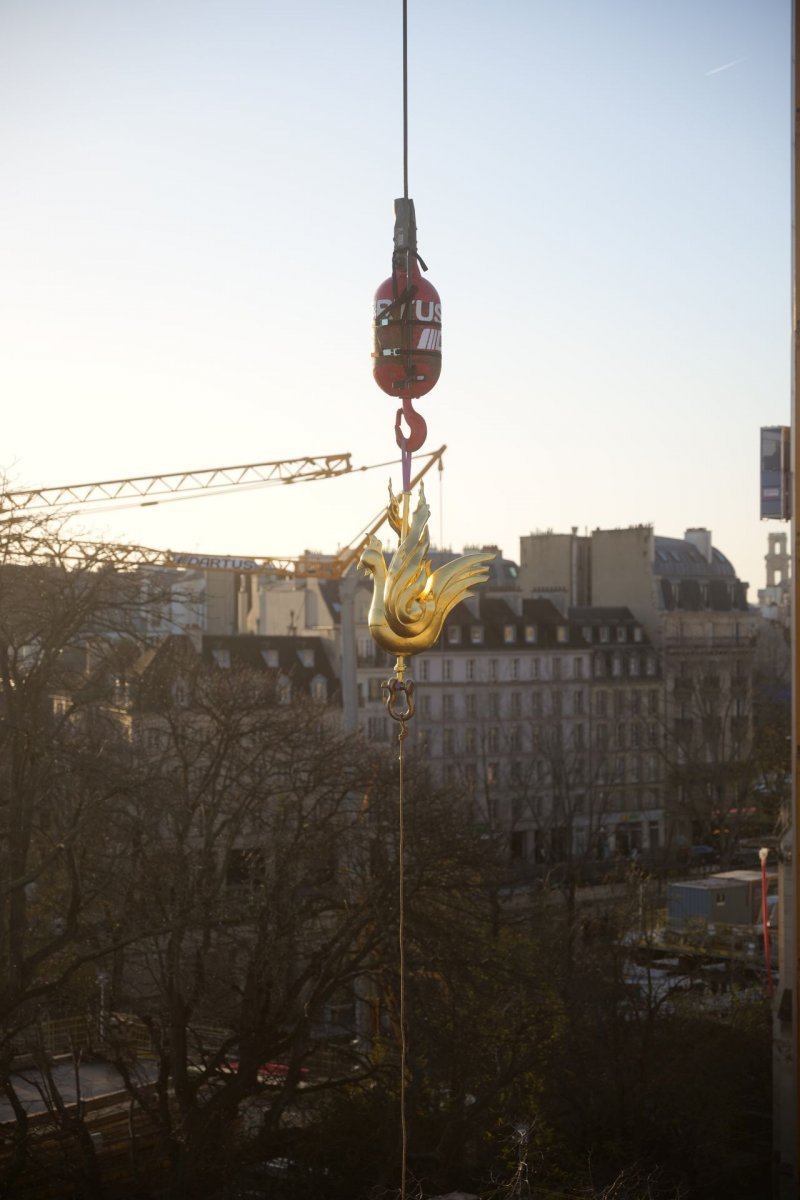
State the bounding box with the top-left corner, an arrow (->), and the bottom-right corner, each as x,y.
569,606 -> 638,624
437,592 -> 584,651
651,536 -> 749,614
201,634 -> 339,694
654,536 -> 735,578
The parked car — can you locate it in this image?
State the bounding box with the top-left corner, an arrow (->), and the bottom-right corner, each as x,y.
731,841 -> 778,869
689,844 -> 718,864
188,1056 -> 309,1088
220,1058 -> 309,1085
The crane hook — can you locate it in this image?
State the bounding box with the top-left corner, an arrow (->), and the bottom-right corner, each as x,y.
395,397 -> 427,455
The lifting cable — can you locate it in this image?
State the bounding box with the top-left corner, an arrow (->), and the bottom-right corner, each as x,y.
397,4 -> 410,1196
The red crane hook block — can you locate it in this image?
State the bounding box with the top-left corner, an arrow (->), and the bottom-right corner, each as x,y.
373,264 -> 442,401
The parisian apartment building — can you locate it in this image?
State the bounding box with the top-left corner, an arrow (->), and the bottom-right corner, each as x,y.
138,524 -> 759,868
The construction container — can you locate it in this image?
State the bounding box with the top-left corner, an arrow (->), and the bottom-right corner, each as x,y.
667,870 -> 774,929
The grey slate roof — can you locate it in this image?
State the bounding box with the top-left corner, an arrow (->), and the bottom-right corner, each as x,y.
654,537 -> 735,577
201,634 -> 339,696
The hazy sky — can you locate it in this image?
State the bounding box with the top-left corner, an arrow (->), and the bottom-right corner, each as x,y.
0,0 -> 791,594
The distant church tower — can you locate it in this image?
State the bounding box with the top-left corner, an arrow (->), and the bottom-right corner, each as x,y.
766,531 -> 790,588
758,531 -> 791,623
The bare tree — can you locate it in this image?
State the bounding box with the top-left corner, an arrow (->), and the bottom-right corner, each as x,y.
0,509 -> 178,1194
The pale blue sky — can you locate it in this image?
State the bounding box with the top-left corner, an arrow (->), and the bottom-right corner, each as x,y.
0,0 -> 791,593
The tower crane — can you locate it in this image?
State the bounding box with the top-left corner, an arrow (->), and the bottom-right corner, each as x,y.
0,447 -> 446,579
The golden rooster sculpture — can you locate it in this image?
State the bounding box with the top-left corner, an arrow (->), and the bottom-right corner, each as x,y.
358,482 -> 495,665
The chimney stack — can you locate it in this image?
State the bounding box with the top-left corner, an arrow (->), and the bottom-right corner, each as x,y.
684,527 -> 713,562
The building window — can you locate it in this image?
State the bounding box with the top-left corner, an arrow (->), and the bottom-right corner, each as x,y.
612,654 -> 622,678
443,659 -> 452,681
420,694 -> 431,718
600,626 -> 610,643
633,626 -> 643,643
504,624 -> 516,644
524,624 -> 537,644
616,626 -> 627,643
531,658 -> 540,680
465,693 -> 477,717
582,626 -> 593,643
557,625 -> 569,644
419,659 -> 429,682
145,727 -> 165,752
447,625 -> 461,645
629,656 -> 640,677
509,726 -> 522,752
575,657 -> 584,678
511,692 -> 521,717
465,727 -> 477,753
573,690 -> 584,715
466,658 -> 476,681
488,727 -> 500,752
443,728 -> 454,755
367,716 -> 389,742
489,659 -> 498,682
442,693 -> 453,718
489,692 -> 500,717
552,657 -> 561,679
511,658 -> 520,680
531,691 -> 543,716
595,691 -> 608,716
646,655 -> 656,676
551,691 -> 562,717
470,625 -> 484,644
